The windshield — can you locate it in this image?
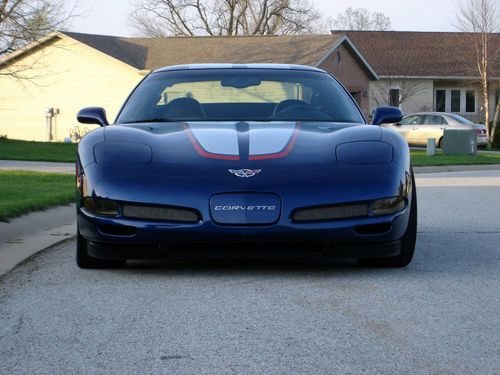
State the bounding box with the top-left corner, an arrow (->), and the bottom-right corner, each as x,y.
116,69 -> 364,124
448,113 -> 474,124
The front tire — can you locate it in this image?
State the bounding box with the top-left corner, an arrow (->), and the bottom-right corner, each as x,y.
76,230 -> 125,269
359,172 -> 417,268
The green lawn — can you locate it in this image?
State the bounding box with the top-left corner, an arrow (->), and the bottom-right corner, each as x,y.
0,139 -> 77,162
0,171 -> 75,221
410,150 -> 500,166
1,138 -> 500,167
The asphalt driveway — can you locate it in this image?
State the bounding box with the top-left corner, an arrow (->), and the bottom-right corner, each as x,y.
0,170 -> 499,374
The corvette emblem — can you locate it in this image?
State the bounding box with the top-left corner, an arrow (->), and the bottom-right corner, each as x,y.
228,169 -> 262,178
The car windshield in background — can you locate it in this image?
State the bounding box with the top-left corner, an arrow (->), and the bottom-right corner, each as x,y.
117,69 -> 364,124
448,113 -> 474,125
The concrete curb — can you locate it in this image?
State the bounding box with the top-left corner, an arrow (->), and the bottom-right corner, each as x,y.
413,164 -> 500,174
0,205 -> 76,278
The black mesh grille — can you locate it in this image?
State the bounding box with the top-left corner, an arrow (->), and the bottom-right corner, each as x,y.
122,205 -> 200,223
292,203 -> 368,222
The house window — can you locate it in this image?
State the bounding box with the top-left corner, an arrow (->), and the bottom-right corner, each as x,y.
435,90 -> 446,112
389,89 -> 400,107
451,90 -> 461,112
466,90 -> 476,113
350,91 -> 360,104
434,88 -> 476,113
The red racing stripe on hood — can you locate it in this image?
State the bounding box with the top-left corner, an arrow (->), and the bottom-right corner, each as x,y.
183,123 -> 240,160
249,122 -> 301,160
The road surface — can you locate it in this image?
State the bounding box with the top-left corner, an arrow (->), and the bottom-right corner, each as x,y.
1,170 -> 499,374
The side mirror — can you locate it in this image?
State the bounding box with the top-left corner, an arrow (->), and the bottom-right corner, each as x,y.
371,106 -> 403,126
77,107 -> 109,127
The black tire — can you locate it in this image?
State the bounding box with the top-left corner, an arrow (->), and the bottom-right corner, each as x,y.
359,172 -> 417,268
438,137 -> 443,148
76,230 -> 125,269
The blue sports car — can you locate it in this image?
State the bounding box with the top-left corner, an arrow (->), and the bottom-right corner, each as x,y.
76,64 -> 416,268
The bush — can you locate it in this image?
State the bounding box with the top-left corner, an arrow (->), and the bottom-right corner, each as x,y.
490,121 -> 500,148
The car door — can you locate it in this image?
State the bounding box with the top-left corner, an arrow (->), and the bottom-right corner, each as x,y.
421,115 -> 448,146
396,115 -> 424,145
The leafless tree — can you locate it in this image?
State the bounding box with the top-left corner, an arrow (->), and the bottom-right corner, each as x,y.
455,0 -> 500,144
370,78 -> 428,109
328,7 -> 392,31
0,0 -> 76,79
130,0 -> 321,37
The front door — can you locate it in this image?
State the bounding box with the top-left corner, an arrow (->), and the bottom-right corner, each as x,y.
420,114 -> 448,146
398,115 -> 424,145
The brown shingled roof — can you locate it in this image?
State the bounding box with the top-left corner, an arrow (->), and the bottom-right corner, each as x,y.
332,30 -> 500,78
62,32 -> 335,71
62,31 -> 500,79
63,31 -> 148,69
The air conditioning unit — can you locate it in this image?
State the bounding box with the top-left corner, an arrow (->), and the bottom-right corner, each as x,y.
442,129 -> 477,155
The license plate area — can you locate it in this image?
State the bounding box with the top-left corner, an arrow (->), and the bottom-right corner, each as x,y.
210,193 -> 281,225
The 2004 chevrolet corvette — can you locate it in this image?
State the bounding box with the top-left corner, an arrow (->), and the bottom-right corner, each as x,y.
76,64 -> 417,269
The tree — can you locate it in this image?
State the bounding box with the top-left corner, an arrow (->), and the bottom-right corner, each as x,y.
0,0 -> 75,78
455,0 -> 500,144
129,0 -> 321,37
329,7 -> 392,31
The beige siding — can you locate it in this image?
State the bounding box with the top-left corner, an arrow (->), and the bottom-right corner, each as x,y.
369,79 -> 433,115
0,37 -> 143,141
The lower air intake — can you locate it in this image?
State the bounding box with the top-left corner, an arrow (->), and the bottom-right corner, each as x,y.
292,203 -> 368,222
122,204 -> 200,223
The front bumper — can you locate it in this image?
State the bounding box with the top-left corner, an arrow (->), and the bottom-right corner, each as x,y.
78,205 -> 409,260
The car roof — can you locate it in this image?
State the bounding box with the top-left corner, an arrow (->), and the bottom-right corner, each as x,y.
404,112 -> 451,117
153,63 -> 326,73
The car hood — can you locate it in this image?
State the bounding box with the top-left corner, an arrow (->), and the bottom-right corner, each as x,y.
101,121 -> 382,166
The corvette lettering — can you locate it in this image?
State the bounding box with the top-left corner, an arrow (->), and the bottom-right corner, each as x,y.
214,205 -> 276,211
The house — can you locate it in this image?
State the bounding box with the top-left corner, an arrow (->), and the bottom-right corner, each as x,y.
333,31 -> 500,124
0,30 -> 498,142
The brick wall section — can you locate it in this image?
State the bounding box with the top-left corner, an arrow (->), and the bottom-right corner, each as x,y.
319,44 -> 371,119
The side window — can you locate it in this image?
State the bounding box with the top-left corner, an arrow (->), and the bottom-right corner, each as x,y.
424,115 -> 447,125
401,115 -> 414,125
401,115 -> 422,125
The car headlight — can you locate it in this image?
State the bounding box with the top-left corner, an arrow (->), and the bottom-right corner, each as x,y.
370,196 -> 405,216
336,141 -> 393,164
83,198 -> 119,216
93,142 -> 152,165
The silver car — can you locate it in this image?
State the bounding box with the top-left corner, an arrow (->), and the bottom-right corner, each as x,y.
383,112 -> 489,147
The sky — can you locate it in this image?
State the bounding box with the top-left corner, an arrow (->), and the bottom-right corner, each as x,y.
70,0 -> 461,37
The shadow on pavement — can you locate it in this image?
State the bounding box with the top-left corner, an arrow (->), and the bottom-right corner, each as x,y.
122,256 -> 375,278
